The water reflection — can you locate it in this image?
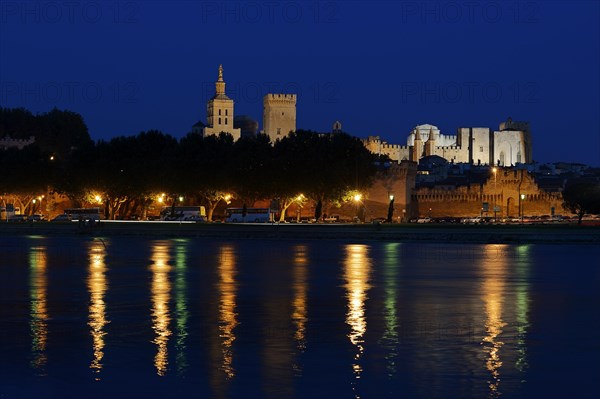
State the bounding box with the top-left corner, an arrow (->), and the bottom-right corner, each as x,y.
292,245 -> 308,363
515,245 -> 530,374
29,244 -> 48,374
343,244 -> 372,399
481,244 -> 508,398
87,239 -> 109,379
381,243 -> 400,377
218,245 -> 238,378
150,242 -> 172,376
174,239 -> 189,375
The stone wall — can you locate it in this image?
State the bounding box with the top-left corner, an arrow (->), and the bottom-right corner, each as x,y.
412,169 -> 566,218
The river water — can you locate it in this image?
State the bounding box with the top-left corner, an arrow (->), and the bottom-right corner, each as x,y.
0,236 -> 598,398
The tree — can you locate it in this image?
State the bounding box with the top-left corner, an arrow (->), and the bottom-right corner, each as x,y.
0,144 -> 53,215
562,181 -> 600,224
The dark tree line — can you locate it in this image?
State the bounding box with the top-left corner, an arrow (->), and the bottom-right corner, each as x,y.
62,129 -> 379,221
2,107 -> 381,220
0,107 -> 92,159
562,180 -> 600,224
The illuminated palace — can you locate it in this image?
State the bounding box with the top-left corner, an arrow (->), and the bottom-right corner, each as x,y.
363,118 -> 532,167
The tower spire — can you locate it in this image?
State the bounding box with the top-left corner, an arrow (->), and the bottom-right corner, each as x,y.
215,64 -> 225,95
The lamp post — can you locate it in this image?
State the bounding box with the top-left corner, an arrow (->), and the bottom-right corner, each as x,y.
492,167 -> 497,222
520,193 -> 525,224
387,194 -> 394,223
353,193 -> 362,223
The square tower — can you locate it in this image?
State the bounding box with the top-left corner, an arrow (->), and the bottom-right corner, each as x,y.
263,94 -> 297,141
203,65 -> 241,141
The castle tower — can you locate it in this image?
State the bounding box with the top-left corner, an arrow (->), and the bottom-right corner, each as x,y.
263,94 -> 297,141
425,126 -> 436,156
203,65 -> 241,141
411,128 -> 423,163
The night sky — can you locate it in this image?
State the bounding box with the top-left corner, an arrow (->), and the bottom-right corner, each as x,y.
1,1 -> 598,166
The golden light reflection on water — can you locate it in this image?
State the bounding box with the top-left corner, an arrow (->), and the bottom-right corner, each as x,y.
481,244 -> 508,398
343,244 -> 372,399
87,239 -> 109,379
151,242 -> 172,376
218,245 -> 238,378
292,245 -> 308,354
29,245 -> 48,373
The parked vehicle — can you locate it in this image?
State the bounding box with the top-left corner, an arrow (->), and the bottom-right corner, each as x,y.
160,206 -> 206,221
8,214 -> 27,223
28,214 -> 45,222
225,208 -> 274,223
417,217 -> 431,223
51,214 -> 71,222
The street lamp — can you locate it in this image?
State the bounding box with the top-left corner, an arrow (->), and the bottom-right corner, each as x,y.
353,192 -> 363,223
492,167 -> 497,222
520,193 -> 525,224
387,194 -> 394,223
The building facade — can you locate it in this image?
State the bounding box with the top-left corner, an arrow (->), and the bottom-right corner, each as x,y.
202,65 -> 241,141
363,118 -> 532,166
262,94 -> 297,141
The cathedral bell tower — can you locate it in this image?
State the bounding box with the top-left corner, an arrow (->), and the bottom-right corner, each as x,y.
203,65 -> 241,141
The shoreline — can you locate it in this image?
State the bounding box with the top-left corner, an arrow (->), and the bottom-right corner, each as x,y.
1,222 -> 599,244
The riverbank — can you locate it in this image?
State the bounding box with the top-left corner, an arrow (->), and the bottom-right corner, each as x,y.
1,221 -> 599,243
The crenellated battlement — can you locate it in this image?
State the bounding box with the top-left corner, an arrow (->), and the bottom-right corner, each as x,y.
264,93 -> 297,104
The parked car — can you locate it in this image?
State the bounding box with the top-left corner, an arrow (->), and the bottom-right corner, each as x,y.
8,214 -> 28,223
417,217 -> 431,223
51,214 -> 71,222
184,215 -> 206,222
28,214 -> 45,222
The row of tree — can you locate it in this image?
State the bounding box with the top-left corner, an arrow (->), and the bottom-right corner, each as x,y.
2,123 -> 382,220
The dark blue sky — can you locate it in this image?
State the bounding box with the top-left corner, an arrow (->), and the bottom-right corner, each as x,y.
1,1 -> 598,165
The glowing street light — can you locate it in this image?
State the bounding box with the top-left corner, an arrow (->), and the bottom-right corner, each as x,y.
520,193 -> 526,224
178,196 -> 184,203
492,167 -> 498,222
94,195 -> 102,204
353,193 -> 362,202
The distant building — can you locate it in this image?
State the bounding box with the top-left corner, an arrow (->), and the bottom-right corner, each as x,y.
0,135 -> 35,150
363,117 -> 532,166
202,65 -> 241,140
332,121 -> 342,133
262,94 -> 296,141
